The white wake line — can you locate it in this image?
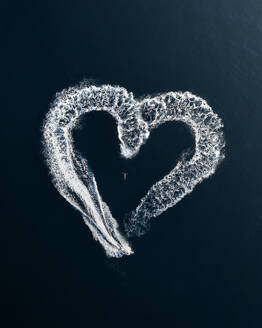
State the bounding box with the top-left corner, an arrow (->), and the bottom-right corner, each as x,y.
42,83 -> 225,257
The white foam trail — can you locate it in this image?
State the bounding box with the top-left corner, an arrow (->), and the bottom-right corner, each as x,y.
42,84 -> 137,257
124,92 -> 225,236
42,83 -> 225,256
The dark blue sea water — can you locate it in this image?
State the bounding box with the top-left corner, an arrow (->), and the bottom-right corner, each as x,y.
2,0 -> 262,327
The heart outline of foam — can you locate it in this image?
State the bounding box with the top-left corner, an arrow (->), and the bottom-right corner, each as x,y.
42,83 -> 225,257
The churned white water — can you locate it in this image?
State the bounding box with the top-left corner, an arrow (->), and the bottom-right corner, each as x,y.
42,82 -> 225,257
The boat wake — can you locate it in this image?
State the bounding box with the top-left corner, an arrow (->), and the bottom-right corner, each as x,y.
42,82 -> 225,257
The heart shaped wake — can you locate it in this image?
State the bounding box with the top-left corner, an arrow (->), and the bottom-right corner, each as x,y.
42,83 -> 225,257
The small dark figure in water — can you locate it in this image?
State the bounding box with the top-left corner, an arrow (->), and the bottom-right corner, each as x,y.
122,172 -> 128,181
